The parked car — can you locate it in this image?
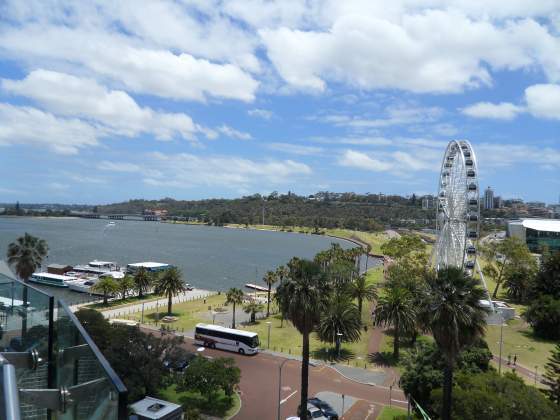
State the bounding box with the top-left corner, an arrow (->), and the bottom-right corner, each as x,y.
308,398 -> 339,420
286,403 -> 329,420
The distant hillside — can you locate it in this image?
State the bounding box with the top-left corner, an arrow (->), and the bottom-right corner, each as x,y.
97,192 -> 434,231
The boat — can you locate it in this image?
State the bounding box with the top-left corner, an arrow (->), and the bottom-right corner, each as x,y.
244,283 -> 268,292
67,277 -> 102,294
126,262 -> 171,274
30,272 -> 76,288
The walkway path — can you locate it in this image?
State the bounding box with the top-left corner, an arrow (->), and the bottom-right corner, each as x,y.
492,355 -> 545,385
73,288 -> 214,317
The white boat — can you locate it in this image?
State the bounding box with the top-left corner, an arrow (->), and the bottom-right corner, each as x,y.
30,272 -> 76,288
67,277 -> 102,294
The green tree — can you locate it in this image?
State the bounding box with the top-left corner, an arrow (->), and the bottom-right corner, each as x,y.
380,234 -> 426,260
348,274 -> 377,320
400,340 -> 493,414
543,343 -> 560,405
178,356 -> 240,402
431,371 -> 559,420
276,258 -> 331,420
263,270 -> 277,317
243,301 -> 264,323
317,296 -> 361,355
7,233 -> 48,281
226,288 -> 244,329
524,295 -> 560,340
155,267 -> 186,315
419,267 -> 487,420
133,267 -> 152,298
373,286 -> 416,359
503,264 -> 536,303
117,275 -> 135,301
480,236 -> 536,299
91,276 -> 118,305
531,251 -> 560,299
275,265 -> 289,327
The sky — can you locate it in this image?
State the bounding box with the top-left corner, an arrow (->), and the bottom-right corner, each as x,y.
0,0 -> 559,205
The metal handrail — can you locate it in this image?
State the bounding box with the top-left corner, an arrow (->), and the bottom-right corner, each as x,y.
0,355 -> 21,420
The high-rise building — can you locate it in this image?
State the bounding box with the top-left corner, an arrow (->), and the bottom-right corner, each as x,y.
484,186 -> 494,209
421,195 -> 434,210
493,196 -> 503,209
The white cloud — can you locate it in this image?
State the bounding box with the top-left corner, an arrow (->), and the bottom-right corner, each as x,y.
141,152 -> 312,189
339,150 -> 393,172
477,143 -> 560,169
248,108 -> 274,120
268,143 -> 323,155
525,84 -> 560,120
0,103 -> 98,154
260,9 -> 560,93
0,25 -> 258,102
462,101 -> 525,120
2,69 -> 207,141
97,161 -> 142,173
217,125 -> 252,140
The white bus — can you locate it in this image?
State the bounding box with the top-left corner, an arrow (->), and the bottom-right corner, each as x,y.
194,323 -> 259,355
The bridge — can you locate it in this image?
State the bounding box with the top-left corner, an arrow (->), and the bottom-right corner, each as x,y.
77,213 -> 161,221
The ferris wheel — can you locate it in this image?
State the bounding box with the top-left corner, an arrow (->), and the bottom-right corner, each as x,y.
434,140 -> 480,273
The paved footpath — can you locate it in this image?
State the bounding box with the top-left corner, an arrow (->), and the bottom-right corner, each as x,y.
146,328 -> 407,420
69,288 -> 214,316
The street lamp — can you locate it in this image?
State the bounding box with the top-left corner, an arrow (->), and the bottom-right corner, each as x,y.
336,332 -> 343,358
277,358 -> 289,420
266,321 -> 272,349
498,314 -> 505,375
535,366 -> 538,386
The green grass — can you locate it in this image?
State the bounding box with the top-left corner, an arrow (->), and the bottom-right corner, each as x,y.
85,292 -> 164,310
377,405 -> 409,419
485,318 -> 557,372
158,383 -> 240,418
127,293 -> 226,330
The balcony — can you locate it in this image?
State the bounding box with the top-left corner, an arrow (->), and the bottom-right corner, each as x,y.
0,268 -> 127,419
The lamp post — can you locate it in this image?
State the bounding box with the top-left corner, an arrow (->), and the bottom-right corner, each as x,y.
267,321 -> 272,349
498,315 -> 504,375
336,332 -> 343,358
534,366 -> 538,386
277,358 -> 289,420
141,302 -> 145,324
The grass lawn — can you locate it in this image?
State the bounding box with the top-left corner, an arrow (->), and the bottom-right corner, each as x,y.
377,405 -> 409,419
485,317 -> 557,372
158,383 -> 240,418
127,294 -> 227,330
85,292 -> 164,310
378,332 -> 433,372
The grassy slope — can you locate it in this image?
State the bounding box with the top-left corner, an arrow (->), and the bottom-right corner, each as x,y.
377,406 -> 409,420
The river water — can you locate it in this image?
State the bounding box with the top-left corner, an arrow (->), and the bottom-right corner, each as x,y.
0,217 -> 381,304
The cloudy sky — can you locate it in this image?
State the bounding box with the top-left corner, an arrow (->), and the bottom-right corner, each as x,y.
0,0 -> 559,204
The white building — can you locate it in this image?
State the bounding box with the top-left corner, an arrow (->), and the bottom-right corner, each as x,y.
484,187 -> 494,210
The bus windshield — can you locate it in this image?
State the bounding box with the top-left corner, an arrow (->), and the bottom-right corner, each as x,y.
250,336 -> 260,348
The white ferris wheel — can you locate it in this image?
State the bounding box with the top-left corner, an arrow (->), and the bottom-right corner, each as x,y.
434,140 -> 480,273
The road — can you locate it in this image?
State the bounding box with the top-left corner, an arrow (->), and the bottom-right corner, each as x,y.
175,337 -> 407,419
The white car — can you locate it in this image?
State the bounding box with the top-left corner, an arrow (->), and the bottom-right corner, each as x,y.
286,404 -> 328,420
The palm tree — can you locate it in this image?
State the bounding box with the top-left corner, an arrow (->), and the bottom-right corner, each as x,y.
7,233 -> 48,281
372,286 -> 416,359
419,267 -> 487,420
91,277 -> 118,305
7,233 -> 49,335
133,267 -> 152,298
263,270 -> 277,317
348,274 -> 378,320
317,296 -> 362,356
154,267 -> 186,315
364,243 -> 372,272
117,275 -> 135,301
243,301 -> 264,323
226,288 -> 244,329
276,265 -> 289,327
276,259 -> 331,420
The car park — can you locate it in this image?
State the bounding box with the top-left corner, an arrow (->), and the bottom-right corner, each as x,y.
308,397 -> 339,420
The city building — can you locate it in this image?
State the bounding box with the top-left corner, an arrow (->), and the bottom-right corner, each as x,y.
493,196 -> 503,209
484,186 -> 494,210
421,195 -> 434,210
507,219 -> 560,253
130,396 -> 183,420
0,261 -> 127,419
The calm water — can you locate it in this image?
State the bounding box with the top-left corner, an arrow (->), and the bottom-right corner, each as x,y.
0,217 -> 377,304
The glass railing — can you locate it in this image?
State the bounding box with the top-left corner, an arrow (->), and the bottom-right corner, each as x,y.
0,272 -> 127,419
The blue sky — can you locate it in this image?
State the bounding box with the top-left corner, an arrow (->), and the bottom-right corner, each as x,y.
0,1 -> 559,204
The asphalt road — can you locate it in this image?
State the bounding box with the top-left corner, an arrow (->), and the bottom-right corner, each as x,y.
179,339 -> 407,420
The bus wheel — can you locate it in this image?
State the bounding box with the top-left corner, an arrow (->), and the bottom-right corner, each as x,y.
210,343 -> 216,349
238,349 -> 245,355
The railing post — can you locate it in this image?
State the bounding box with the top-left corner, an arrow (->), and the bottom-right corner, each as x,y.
47,295 -> 55,420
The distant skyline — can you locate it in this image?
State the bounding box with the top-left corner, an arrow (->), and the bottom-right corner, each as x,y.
1,1 -> 559,204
